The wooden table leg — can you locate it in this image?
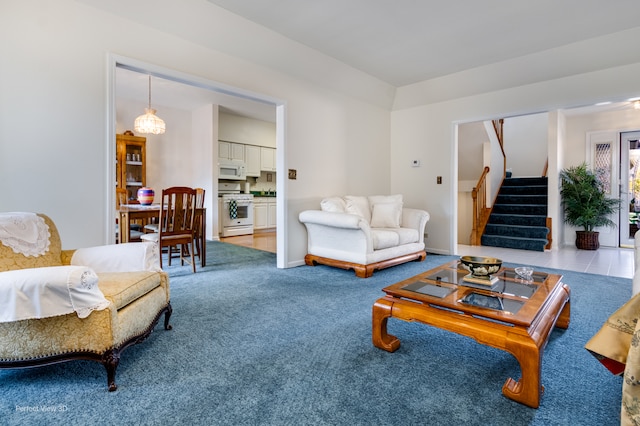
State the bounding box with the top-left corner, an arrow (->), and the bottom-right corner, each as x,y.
372,298 -> 401,352
119,211 -> 130,244
502,338 -> 543,408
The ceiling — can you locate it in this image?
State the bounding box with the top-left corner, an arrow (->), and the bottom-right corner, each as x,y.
116,0 -> 640,121
206,0 -> 640,87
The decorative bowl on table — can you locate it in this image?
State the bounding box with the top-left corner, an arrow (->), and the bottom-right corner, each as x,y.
460,256 -> 503,278
515,266 -> 534,281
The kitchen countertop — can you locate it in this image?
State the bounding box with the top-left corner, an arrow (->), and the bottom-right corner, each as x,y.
251,192 -> 276,197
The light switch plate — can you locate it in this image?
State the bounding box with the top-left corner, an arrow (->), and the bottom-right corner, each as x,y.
288,169 -> 297,180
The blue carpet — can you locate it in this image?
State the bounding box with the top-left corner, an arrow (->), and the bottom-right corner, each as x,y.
0,242 -> 628,425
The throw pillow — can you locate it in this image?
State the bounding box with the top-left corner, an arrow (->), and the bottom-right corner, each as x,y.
344,196 -> 371,222
370,202 -> 402,228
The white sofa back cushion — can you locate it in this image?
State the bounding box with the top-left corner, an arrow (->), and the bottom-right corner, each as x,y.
344,196 -> 372,222
320,197 -> 346,213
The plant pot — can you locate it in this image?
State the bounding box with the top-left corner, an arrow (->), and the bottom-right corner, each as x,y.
575,231 -> 599,250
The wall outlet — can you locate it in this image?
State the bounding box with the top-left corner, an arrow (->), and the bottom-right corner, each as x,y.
437,176 -> 442,184
288,169 -> 297,180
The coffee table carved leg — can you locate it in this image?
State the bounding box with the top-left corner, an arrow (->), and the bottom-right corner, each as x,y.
502,342 -> 543,408
372,298 -> 401,352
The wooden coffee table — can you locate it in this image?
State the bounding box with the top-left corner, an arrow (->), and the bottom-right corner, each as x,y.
372,260 -> 570,408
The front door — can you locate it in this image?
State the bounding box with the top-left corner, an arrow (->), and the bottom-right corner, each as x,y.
586,131 -> 620,248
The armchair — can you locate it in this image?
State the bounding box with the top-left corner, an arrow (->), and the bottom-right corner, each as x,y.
0,213 -> 172,391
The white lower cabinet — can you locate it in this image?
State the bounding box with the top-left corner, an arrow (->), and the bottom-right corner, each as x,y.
254,197 -> 276,230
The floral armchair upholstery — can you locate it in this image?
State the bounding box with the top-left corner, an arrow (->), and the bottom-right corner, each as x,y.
0,213 -> 172,391
585,230 -> 640,425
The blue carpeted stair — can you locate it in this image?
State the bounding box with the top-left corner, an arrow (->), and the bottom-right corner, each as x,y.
481,177 -> 549,251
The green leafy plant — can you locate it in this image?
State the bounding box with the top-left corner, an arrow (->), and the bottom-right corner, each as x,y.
559,162 -> 621,232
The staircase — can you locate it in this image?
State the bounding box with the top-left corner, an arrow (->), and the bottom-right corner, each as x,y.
481,177 -> 549,252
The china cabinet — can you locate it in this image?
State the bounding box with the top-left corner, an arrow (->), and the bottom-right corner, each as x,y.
116,133 -> 146,203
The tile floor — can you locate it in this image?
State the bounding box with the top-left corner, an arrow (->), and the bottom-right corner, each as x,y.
457,244 -> 633,279
219,232 -> 634,279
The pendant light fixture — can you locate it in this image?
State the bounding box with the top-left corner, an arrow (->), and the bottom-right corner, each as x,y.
134,75 -> 166,135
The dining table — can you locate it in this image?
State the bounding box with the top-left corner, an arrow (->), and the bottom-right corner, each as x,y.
118,204 -> 206,267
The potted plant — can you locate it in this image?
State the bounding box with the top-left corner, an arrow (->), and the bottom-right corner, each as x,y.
559,162 -> 621,250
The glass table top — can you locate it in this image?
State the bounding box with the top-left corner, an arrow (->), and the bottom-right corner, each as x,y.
397,266 -> 548,315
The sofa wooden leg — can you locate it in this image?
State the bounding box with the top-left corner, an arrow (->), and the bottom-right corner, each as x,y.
103,349 -> 120,392
164,302 -> 173,330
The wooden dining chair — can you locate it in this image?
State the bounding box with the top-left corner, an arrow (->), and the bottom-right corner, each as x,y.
140,186 -> 197,272
193,188 -> 206,262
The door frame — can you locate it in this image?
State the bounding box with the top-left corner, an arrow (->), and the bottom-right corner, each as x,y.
106,53 -> 289,268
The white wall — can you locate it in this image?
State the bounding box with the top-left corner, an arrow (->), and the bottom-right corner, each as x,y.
503,113 -> 548,177
219,113 -> 276,148
0,0 -> 391,268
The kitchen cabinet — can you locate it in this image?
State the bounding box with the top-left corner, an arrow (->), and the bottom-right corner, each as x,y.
267,201 -> 277,228
219,141 -> 245,162
260,147 -> 276,172
116,133 -> 146,202
245,145 -> 261,177
254,197 -> 276,230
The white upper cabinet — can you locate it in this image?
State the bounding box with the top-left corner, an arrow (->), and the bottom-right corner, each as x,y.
245,145 -> 261,177
219,141 -> 245,162
260,147 -> 276,172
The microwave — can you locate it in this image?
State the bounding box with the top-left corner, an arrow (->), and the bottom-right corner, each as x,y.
219,160 -> 246,180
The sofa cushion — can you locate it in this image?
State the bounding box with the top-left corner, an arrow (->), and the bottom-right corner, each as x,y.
344,196 -> 371,222
320,197 -> 346,213
394,227 -> 420,245
98,271 -> 163,310
370,202 -> 402,228
371,229 -> 400,250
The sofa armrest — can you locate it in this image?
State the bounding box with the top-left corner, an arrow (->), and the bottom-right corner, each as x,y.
299,210 -> 373,257
70,242 -> 160,273
299,210 -> 370,232
402,208 -> 430,243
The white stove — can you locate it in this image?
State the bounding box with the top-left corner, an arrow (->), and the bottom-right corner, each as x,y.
221,193 -> 254,237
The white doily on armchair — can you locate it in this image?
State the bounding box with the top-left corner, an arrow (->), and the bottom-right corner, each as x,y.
0,212 -> 51,257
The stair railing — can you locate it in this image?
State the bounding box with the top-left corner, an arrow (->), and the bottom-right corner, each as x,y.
470,166 -> 491,245
492,119 -> 504,149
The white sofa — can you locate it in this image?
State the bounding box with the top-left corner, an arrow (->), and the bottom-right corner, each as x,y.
299,195 -> 430,278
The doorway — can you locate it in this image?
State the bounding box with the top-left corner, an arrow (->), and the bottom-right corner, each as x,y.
108,54 -> 287,267
621,131 -> 640,248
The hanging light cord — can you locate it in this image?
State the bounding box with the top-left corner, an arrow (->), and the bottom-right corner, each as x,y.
147,75 -> 152,109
